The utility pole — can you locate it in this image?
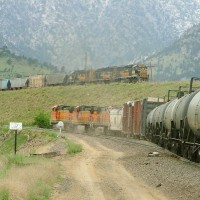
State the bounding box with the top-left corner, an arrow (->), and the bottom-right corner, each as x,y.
150,63 -> 155,82
84,52 -> 87,82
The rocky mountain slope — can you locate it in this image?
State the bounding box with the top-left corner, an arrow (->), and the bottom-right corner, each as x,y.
0,0 -> 200,74
144,24 -> 200,81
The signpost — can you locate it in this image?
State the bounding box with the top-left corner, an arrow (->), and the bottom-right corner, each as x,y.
9,122 -> 22,154
57,121 -> 64,137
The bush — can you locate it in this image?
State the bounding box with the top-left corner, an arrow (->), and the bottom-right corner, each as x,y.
34,112 -> 51,129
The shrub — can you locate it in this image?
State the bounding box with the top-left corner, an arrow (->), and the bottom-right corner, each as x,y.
66,140 -> 82,154
34,112 -> 51,129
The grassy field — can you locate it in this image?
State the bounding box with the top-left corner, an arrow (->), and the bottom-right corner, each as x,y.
0,80 -> 194,125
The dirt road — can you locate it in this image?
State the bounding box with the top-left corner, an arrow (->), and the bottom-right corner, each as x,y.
51,134 -> 168,200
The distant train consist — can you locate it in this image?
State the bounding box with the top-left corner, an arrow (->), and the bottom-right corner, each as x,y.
0,63 -> 149,90
50,77 -> 200,163
67,64 -> 149,84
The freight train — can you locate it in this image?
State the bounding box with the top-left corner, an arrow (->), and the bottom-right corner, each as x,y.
50,77 -> 200,163
146,77 -> 200,162
50,97 -> 164,138
0,63 -> 149,90
67,64 -> 149,84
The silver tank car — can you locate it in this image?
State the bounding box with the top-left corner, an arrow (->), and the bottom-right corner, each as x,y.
146,107 -> 157,126
187,89 -> 200,136
172,90 -> 199,130
152,102 -> 170,128
163,98 -> 178,133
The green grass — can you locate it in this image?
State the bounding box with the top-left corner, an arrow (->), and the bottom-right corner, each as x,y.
28,180 -> 51,200
0,188 -> 9,200
0,134 -> 27,154
0,128 -> 57,155
0,81 -> 192,126
66,139 -> 83,154
41,130 -> 57,138
7,154 -> 30,166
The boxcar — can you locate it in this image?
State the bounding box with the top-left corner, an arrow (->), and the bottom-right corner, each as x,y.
10,78 -> 29,89
109,108 -> 123,133
133,97 -> 164,137
0,79 -> 11,90
28,75 -> 46,88
46,74 -> 67,86
122,98 -> 164,137
122,101 -> 133,136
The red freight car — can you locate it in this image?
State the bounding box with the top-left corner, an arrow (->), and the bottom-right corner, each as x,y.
122,98 -> 164,138
122,101 -> 133,136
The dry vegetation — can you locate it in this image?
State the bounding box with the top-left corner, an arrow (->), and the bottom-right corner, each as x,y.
0,128 -> 61,200
0,81 -> 192,125
0,127 -> 83,199
0,158 -> 58,199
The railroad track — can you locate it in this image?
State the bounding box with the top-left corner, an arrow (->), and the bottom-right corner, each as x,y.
67,131 -> 200,168
19,127 -> 200,167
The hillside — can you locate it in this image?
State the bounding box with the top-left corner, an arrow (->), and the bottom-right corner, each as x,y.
0,1 -> 200,71
0,81 -> 193,125
144,24 -> 200,81
0,46 -> 59,79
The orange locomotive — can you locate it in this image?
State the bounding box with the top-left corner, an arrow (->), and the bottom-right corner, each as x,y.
50,105 -> 110,132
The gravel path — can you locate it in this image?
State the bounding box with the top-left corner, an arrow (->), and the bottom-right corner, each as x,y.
48,132 -> 200,200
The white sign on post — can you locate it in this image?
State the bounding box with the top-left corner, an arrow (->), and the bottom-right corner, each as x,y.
9,122 -> 22,130
57,121 -> 64,128
57,121 -> 64,137
9,122 -> 22,154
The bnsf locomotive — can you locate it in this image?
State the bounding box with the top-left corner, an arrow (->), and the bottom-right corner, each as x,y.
67,64 -> 149,84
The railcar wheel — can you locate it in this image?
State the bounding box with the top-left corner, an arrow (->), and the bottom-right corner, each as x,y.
150,134 -> 154,142
181,144 -> 189,159
155,136 -> 159,144
194,148 -> 200,163
187,146 -> 193,161
158,137 -> 164,147
163,140 -> 167,149
176,143 -> 182,156
166,140 -> 172,150
171,141 -> 178,154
